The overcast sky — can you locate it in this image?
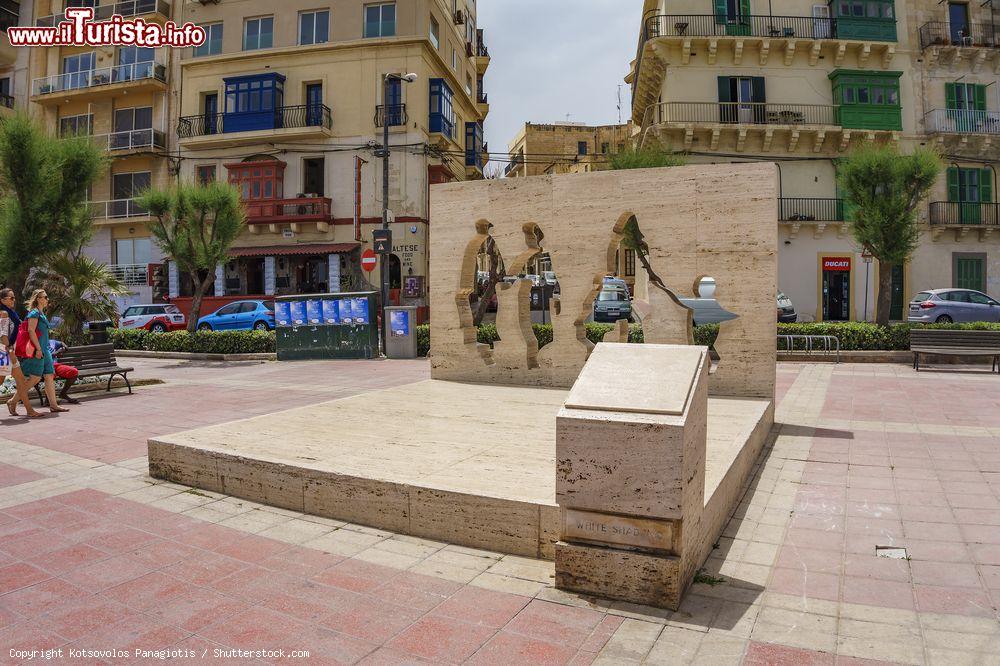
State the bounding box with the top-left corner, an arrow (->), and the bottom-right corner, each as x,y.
477,1 -> 643,160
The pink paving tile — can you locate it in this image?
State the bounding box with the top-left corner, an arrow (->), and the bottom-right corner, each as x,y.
466,632 -> 579,666
961,524 -> 1000,545
320,595 -> 425,643
369,572 -> 462,612
789,514 -> 845,532
970,544 -> 1000,565
80,525 -> 160,555
432,585 -> 532,629
102,571 -> 190,610
914,584 -> 995,617
172,522 -> 250,551
3,497 -> 66,520
207,566 -> 302,602
213,534 -> 293,564
503,600 -> 606,647
845,516 -> 903,538
28,543 -> 110,576
903,520 -> 964,542
768,567 -> 840,602
954,508 -> 1000,526
69,613 -> 188,655
387,615 -> 498,665
312,558 -> 402,594
162,552 -> 250,586
744,641 -> 835,666
145,586 -> 250,633
903,539 -> 972,563
0,463 -> 45,488
844,501 -> 898,520
843,553 -> 911,582
783,528 -> 845,551
125,540 -> 199,569
357,647 -> 436,665
909,560 -> 982,587
198,606 -> 325,653
0,623 -> 68,655
0,528 -> 73,560
775,546 -> 843,575
0,562 -> 51,595
258,545 -> 345,578
0,578 -> 90,618
579,615 -> 624,653
946,493 -> 1000,509
256,579 -> 359,622
841,576 -> 915,610
979,565 -> 1000,589
35,597 -> 139,642
61,554 -> 154,593
898,505 -> 955,523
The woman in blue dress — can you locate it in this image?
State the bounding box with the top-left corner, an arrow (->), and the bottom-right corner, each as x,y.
15,290 -> 68,414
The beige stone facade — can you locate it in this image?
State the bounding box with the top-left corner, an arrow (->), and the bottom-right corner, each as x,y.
505,121 -> 633,178
630,0 -> 1000,322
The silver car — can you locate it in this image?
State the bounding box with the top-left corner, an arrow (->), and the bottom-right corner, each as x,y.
908,289 -> 1000,323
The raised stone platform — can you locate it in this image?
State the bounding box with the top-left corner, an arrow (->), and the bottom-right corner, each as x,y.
148,379 -> 773,560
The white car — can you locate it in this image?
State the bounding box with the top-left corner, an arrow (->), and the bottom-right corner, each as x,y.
119,304 -> 186,333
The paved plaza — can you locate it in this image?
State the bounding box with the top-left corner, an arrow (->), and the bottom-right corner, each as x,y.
0,358 -> 999,664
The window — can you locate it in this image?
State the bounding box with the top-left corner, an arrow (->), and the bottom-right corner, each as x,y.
196,165 -> 216,184
111,171 -> 151,217
947,167 -> 993,224
601,142 -> 610,154
577,141 -> 588,156
465,122 -> 483,168
226,159 -> 285,201
0,77 -> 9,100
62,52 -> 95,89
429,15 -> 439,49
465,74 -> 472,97
193,23 -> 222,57
452,48 -> 457,69
114,106 -> 152,133
216,303 -> 241,316
299,10 -> 329,45
954,254 -> 986,292
624,249 -> 636,277
223,73 -> 285,132
115,237 -> 151,265
429,78 -> 455,138
837,0 -> 893,17
59,113 -> 92,136
364,3 -> 395,38
244,16 -> 273,50
829,69 -> 902,130
946,82 -> 986,112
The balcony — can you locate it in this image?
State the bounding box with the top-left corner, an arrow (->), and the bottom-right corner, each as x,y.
108,263 -> 151,287
374,103 -> 407,128
244,196 -> 333,233
89,198 -> 149,222
475,29 -> 490,73
476,91 -> 489,116
32,61 -> 168,103
928,201 -> 1000,241
924,108 -> 1000,154
36,0 -> 170,26
779,197 -> 847,238
919,22 -> 1000,70
93,128 -> 168,154
177,104 -> 332,149
505,154 -> 524,177
630,13 -> 897,125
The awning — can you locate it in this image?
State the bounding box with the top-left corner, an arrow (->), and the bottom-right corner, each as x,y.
229,243 -> 360,258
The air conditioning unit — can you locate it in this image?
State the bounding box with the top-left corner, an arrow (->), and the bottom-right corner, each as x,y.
453,10 -> 465,25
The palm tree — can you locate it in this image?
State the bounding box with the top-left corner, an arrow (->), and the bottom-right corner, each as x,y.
32,254 -> 129,344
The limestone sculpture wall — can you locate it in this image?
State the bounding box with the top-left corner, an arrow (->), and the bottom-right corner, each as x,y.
428,163 -> 778,399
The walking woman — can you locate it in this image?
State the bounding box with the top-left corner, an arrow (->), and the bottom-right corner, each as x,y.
11,290 -> 67,414
0,301 -> 39,418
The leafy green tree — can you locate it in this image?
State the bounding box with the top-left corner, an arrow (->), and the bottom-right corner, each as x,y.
0,113 -> 107,294
32,253 -> 129,345
137,182 -> 246,332
838,143 -> 941,325
609,146 -> 685,171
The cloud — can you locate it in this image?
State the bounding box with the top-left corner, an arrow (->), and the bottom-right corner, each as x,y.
477,0 -> 642,157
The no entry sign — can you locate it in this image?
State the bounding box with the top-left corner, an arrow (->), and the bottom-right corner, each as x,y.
361,249 -> 378,272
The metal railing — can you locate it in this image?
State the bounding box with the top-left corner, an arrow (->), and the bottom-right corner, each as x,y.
644,14 -> 851,40
33,61 -> 167,96
924,108 -> 1000,135
107,263 -> 149,287
504,154 -> 523,176
244,196 -> 332,223
929,201 -> 1000,225
374,103 -> 407,128
778,334 -> 841,362
92,128 -> 167,151
0,94 -> 13,109
645,101 -> 839,127
476,28 -> 489,57
178,104 -> 331,138
779,198 -> 845,222
89,198 -> 148,220
918,21 -> 1000,49
36,0 -> 170,26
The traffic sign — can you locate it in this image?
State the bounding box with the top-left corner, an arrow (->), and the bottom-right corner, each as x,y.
373,229 -> 392,254
361,249 -> 378,272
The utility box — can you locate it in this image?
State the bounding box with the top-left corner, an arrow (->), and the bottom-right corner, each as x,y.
274,292 -> 378,361
385,306 -> 417,359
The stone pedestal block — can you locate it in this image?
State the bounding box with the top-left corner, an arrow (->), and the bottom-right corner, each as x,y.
555,343 -> 709,610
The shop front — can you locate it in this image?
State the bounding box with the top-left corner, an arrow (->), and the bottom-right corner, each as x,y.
819,255 -> 854,321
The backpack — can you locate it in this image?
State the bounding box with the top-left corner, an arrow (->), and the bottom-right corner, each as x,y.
13,320 -> 34,358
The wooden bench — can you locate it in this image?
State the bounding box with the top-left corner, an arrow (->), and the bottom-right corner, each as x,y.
31,343 -> 134,404
911,329 -> 1000,373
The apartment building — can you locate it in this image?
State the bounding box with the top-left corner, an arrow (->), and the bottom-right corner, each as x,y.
0,0 -> 29,116
168,0 -> 489,320
628,0 -> 1000,322
28,0 -> 176,307
505,121 -> 633,177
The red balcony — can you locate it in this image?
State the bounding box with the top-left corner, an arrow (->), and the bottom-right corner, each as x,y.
243,196 -> 333,226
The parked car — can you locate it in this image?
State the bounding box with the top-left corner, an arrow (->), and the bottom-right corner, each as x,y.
593,286 -> 633,323
119,304 -> 186,333
197,300 -> 275,331
777,291 -> 797,323
602,276 -> 630,293
908,289 -> 1000,323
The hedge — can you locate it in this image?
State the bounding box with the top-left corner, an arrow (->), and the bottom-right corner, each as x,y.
110,322 -> 1000,357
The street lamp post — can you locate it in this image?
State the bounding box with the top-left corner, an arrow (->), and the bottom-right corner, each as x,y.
377,72 -> 417,356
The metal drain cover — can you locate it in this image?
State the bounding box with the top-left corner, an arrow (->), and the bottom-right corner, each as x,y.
876,546 -> 907,559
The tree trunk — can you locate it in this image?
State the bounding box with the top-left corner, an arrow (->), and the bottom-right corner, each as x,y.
875,260 -> 894,327
187,269 -> 216,333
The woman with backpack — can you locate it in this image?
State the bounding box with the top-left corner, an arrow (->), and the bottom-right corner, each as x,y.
12,289 -> 67,414
0,302 -> 39,418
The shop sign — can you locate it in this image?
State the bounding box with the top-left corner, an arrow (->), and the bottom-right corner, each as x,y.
823,257 -> 851,272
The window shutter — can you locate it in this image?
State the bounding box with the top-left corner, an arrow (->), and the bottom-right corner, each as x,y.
981,169 -> 993,203
944,82 -> 956,110
739,0 -> 751,19
946,167 -> 960,202
751,77 -> 766,103
717,76 -> 732,102
974,84 -> 987,112
714,0 -> 728,24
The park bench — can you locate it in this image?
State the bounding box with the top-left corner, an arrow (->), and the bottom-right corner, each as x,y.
31,343 -> 134,405
911,329 -> 1000,373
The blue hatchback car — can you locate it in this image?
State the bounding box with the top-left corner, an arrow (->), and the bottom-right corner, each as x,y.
197,300 -> 275,331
